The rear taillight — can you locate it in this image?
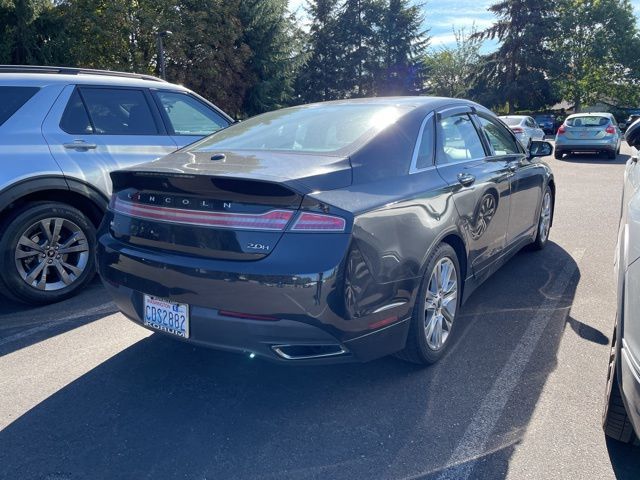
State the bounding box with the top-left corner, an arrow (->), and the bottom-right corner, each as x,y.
511,127 -> 524,134
605,125 -> 616,134
112,197 -> 294,231
290,212 -> 346,232
557,125 -> 566,135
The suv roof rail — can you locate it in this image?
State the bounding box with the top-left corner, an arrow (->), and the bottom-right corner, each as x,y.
0,65 -> 166,83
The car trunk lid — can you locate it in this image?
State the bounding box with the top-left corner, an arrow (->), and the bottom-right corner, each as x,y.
108,150 -> 352,260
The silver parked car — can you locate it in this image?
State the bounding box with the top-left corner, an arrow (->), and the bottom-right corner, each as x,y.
555,112 -> 622,160
499,115 -> 546,149
0,65 -> 232,304
603,121 -> 640,444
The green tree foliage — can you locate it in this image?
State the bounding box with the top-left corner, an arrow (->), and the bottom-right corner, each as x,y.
474,0 -> 560,112
0,0 -> 66,64
424,27 -> 482,98
297,0 -> 428,102
552,0 -> 640,111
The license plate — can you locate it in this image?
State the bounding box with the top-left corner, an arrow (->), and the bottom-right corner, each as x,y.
143,295 -> 189,338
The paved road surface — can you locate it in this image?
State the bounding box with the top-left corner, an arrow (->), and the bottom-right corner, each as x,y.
1,144 -> 639,480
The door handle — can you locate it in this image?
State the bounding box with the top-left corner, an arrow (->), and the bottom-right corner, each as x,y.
63,141 -> 97,150
508,164 -> 518,172
457,173 -> 476,187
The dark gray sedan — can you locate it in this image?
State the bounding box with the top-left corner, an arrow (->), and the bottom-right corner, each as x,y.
97,97 -> 556,364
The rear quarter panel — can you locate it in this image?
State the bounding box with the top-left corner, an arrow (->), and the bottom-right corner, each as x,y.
0,84 -> 66,192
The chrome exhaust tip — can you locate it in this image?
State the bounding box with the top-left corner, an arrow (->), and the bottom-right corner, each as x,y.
271,344 -> 348,360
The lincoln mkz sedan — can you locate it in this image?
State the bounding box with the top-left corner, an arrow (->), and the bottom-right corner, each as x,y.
97,97 -> 556,364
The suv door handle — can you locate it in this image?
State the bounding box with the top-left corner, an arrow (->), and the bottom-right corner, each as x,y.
63,141 -> 97,150
457,173 -> 476,187
508,164 -> 518,172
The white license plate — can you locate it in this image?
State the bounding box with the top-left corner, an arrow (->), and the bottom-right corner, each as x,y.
143,295 -> 190,338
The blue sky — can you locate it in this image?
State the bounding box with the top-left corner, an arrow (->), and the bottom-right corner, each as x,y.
289,0 -> 640,49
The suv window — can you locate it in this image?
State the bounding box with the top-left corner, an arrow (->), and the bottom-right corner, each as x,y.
478,116 -> 520,154
60,89 -> 93,134
155,91 -> 229,135
0,86 -> 39,126
80,88 -> 159,135
436,114 -> 486,164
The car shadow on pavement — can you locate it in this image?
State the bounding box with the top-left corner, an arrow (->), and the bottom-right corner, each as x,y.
0,277 -> 117,356
559,152 -> 630,165
1,242 -> 638,479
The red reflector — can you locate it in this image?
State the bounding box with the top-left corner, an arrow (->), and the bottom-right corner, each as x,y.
557,125 -> 566,134
511,127 -> 524,134
112,198 -> 293,231
218,310 -> 279,321
290,212 -> 346,232
368,316 -> 398,330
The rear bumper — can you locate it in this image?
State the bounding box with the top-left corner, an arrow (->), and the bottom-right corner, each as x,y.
555,138 -> 617,152
619,340 -> 640,435
97,231 -> 414,363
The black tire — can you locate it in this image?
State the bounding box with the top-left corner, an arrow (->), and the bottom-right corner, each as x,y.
603,328 -> 636,443
0,202 -> 96,305
608,149 -> 617,160
531,186 -> 553,250
396,243 -> 461,365
554,150 -> 563,160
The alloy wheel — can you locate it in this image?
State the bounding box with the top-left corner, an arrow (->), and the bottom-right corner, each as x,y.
14,217 -> 90,291
539,191 -> 552,243
424,257 -> 458,350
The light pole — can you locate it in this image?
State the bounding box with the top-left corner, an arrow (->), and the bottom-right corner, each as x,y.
156,30 -> 172,80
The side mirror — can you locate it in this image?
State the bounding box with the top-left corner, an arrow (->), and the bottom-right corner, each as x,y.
626,120 -> 640,148
528,140 -> 553,159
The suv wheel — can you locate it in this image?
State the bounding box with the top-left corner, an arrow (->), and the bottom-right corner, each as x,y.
532,186 -> 553,250
396,243 -> 461,365
0,202 -> 96,305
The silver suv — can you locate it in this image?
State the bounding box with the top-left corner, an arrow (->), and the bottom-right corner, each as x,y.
0,66 -> 232,304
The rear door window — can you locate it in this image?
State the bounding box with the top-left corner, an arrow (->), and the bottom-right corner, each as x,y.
79,88 -> 159,135
0,86 -> 40,126
60,89 -> 93,134
436,114 -> 486,164
155,91 -> 229,136
477,116 -> 521,154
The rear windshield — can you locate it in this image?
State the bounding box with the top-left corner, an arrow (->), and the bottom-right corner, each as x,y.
0,86 -> 40,126
191,104 -> 411,155
502,117 -> 523,126
566,116 -> 609,127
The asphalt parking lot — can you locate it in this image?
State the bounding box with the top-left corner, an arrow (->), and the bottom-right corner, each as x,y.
1,142 -> 639,480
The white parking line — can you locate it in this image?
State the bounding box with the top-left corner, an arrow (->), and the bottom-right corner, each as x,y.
0,303 -> 116,348
436,248 -> 585,480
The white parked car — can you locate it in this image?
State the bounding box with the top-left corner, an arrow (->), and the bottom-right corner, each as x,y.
499,115 -> 546,149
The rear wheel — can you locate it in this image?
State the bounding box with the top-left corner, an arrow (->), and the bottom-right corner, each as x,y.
608,149 -> 617,160
532,186 -> 553,250
0,202 -> 96,305
396,243 -> 461,365
603,327 -> 636,443
554,150 -> 563,160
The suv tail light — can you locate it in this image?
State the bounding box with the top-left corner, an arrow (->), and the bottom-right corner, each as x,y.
290,212 -> 346,232
557,125 -> 566,135
511,127 -> 524,134
605,125 -> 616,134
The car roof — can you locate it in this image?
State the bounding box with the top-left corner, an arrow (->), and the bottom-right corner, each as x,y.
283,96 -> 493,117
499,115 -> 528,120
0,66 -> 188,91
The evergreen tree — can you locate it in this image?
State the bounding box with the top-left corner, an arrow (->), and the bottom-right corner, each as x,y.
473,0 -> 560,112
239,0 -> 304,115
296,0 -> 341,102
378,0 -> 428,95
